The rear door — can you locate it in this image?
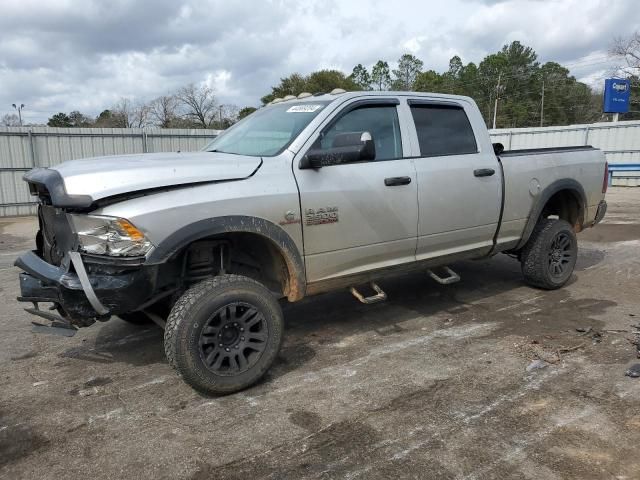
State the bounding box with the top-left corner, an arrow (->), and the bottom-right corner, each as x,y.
294,98 -> 418,283
405,98 -> 502,260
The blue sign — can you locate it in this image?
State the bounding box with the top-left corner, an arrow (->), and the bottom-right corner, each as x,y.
603,78 -> 631,113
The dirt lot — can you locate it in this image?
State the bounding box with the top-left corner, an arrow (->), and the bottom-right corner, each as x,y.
1,188 -> 639,480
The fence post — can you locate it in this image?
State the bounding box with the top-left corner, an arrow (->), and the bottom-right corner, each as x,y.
584,127 -> 590,146
508,131 -> 513,150
142,130 -> 148,153
28,129 -> 38,167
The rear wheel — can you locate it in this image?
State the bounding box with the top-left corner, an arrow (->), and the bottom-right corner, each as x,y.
520,218 -> 578,289
164,274 -> 283,395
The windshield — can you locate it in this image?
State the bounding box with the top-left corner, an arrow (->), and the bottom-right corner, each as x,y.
204,101 -> 331,157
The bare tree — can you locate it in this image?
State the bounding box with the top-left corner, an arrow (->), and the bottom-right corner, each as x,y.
112,98 -> 135,128
216,104 -> 240,128
149,95 -> 178,128
610,31 -> 640,75
1,113 -> 21,126
176,83 -> 217,128
132,101 -> 152,128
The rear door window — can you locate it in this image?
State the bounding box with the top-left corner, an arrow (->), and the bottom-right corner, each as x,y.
409,104 -> 477,157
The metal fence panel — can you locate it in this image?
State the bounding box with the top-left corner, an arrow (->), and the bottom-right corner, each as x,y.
490,120 -> 640,186
0,127 -> 220,217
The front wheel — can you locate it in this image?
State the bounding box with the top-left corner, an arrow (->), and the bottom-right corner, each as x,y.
164,274 -> 284,395
520,218 -> 578,289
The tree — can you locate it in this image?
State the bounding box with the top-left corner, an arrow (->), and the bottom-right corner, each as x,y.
610,31 -> 640,120
392,54 -> 424,90
150,95 -> 178,128
349,64 -> 372,90
238,106 -> 257,120
610,31 -> 640,73
261,70 -> 360,104
177,83 -> 218,128
212,104 -> 240,129
94,109 -> 127,128
68,111 -> 92,127
305,70 -> 359,94
47,112 -> 72,127
1,113 -> 20,126
371,60 -> 392,90
413,70 -> 446,93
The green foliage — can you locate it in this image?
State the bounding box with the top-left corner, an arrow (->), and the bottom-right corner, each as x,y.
238,106 -> 257,120
68,111 -> 92,127
349,64 -> 371,90
261,70 -> 360,104
371,61 -> 391,91
94,109 -> 127,128
392,54 -> 424,90
411,41 -> 601,127
47,112 -> 72,127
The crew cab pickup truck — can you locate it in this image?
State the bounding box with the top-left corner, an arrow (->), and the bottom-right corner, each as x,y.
15,91 -> 608,394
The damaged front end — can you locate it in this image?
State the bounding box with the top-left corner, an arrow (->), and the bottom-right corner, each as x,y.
16,176 -> 159,336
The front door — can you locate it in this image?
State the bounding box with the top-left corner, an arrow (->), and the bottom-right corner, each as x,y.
294,99 -> 418,283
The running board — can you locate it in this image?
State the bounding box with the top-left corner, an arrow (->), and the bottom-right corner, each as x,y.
350,282 -> 387,304
427,266 -> 461,285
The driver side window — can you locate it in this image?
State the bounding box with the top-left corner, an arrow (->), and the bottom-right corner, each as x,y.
316,104 -> 402,161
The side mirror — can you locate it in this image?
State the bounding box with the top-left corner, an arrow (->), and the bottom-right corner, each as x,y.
300,131 -> 376,169
493,142 -> 504,155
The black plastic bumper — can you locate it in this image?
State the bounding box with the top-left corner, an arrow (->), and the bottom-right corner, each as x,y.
16,251 -> 157,321
594,200 -> 607,225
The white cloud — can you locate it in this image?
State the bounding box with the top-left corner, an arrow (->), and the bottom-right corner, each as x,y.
0,0 -> 638,124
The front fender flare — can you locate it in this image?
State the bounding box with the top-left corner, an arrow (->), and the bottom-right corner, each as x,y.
146,216 -> 306,301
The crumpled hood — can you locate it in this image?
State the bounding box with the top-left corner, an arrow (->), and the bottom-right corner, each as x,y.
48,151 -> 262,203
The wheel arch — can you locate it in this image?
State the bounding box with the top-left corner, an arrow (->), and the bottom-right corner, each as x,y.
516,179 -> 587,250
147,216 -> 306,301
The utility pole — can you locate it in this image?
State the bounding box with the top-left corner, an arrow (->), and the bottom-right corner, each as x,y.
12,103 -> 25,126
540,79 -> 545,127
492,72 -> 502,130
219,105 -> 223,128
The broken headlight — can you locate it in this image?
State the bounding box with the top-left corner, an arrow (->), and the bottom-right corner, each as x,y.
69,214 -> 153,257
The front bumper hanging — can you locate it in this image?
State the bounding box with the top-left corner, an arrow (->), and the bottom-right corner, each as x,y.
15,250 -> 156,331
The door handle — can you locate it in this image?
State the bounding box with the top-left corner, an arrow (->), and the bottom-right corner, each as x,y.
384,176 -> 412,186
474,168 -> 495,177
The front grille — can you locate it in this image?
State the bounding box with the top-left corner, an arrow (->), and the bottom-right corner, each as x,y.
38,206 -> 74,266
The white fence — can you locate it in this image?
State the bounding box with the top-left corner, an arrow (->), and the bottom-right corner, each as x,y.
489,120 -> 640,186
0,127 -> 220,216
1,121 -> 638,217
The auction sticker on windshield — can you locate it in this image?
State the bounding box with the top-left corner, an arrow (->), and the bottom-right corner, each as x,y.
286,104 -> 324,113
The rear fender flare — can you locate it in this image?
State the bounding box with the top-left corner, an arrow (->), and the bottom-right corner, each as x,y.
516,179 -> 587,250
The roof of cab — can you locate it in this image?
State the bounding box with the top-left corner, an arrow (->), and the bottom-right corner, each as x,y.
266,90 -> 475,107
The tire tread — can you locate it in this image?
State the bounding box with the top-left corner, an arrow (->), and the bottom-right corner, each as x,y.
164,274 -> 282,394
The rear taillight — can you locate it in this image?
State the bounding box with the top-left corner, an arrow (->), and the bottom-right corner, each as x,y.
602,161 -> 609,194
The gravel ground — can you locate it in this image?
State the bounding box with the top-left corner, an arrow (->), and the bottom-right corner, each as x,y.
1,187 -> 639,480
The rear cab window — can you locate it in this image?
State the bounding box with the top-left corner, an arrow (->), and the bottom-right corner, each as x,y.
409,102 -> 478,157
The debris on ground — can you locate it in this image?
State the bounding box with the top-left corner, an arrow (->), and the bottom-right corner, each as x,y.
516,339 -> 585,365
624,364 -> 640,378
526,359 -> 547,372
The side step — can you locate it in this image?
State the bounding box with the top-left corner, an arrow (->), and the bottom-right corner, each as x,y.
427,266 -> 461,285
350,282 -> 387,305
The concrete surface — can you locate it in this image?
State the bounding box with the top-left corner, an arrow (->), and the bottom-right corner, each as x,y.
1,188 -> 639,480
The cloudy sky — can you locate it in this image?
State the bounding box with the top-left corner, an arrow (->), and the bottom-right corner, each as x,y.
1,0 -> 638,124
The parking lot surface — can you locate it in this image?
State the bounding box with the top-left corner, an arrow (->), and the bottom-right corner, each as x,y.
1,188 -> 639,480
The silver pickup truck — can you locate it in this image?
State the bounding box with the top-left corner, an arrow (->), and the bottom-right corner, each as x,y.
15,91 -> 608,394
